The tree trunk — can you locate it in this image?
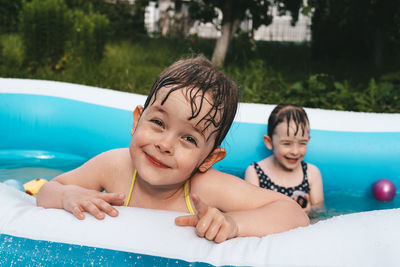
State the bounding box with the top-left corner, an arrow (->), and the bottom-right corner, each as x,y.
211,19 -> 240,67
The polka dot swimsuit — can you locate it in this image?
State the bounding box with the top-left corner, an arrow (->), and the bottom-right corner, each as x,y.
252,161 -> 310,198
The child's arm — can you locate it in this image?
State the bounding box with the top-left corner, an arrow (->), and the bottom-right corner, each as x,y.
176,168 -> 309,242
36,149 -> 127,219
307,164 -> 324,207
244,164 -> 260,186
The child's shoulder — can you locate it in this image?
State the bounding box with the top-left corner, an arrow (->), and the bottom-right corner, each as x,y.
192,168 -> 240,192
245,157 -> 271,169
95,148 -> 129,160
102,148 -> 130,157
305,162 -> 322,181
90,148 -> 131,170
305,162 -> 320,172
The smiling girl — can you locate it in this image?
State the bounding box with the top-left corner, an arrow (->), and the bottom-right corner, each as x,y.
245,104 -> 324,213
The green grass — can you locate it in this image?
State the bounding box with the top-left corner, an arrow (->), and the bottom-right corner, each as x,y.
1,33 -> 399,113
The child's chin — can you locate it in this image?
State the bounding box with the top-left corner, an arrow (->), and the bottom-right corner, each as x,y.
282,161 -> 299,171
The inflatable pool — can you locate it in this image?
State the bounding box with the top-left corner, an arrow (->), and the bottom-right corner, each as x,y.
1,78 -> 400,266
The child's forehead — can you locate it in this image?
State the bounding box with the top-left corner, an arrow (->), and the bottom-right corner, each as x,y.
153,86 -> 212,103
148,86 -> 220,140
150,86 -> 210,116
276,119 -> 309,136
149,86 -> 216,117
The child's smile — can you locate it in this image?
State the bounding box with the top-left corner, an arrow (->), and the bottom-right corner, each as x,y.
144,153 -> 170,169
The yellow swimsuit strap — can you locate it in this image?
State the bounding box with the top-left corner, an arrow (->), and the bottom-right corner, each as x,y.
184,180 -> 195,215
125,169 -> 195,214
125,169 -> 137,207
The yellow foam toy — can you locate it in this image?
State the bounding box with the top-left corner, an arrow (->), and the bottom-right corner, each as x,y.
23,178 -> 48,196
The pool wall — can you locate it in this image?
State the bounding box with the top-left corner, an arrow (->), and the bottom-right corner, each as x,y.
1,78 -> 400,192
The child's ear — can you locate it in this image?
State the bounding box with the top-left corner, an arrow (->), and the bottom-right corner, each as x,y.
198,148 -> 226,173
263,134 -> 273,150
131,105 -> 143,136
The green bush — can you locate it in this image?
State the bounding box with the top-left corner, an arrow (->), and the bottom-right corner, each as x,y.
285,74 -> 354,110
0,0 -> 22,33
66,0 -> 147,38
0,34 -> 24,70
71,9 -> 110,64
228,59 -> 400,113
354,79 -> 399,113
226,59 -> 288,104
20,0 -> 72,68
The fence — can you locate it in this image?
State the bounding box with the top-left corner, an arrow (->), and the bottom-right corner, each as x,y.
145,2 -> 311,42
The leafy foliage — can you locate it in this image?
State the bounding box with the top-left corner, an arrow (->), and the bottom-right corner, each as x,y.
309,0 -> 400,68
66,0 -> 149,38
0,34 -> 24,71
226,58 -> 400,113
71,9 -> 110,64
20,0 -> 72,69
0,0 -> 22,33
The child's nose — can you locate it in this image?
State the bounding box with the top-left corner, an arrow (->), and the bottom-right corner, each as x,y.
291,144 -> 300,155
156,134 -> 175,154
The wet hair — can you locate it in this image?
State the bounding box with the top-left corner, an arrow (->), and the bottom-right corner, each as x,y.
267,104 -> 310,138
143,55 -> 239,148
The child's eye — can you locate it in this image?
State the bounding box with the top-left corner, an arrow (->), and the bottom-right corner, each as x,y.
184,136 -> 197,146
150,119 -> 163,127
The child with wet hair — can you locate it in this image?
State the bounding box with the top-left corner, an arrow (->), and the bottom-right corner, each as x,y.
37,57 -> 309,243
245,104 -> 324,213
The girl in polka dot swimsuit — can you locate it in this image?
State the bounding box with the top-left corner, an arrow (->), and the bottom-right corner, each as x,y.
245,104 -> 324,213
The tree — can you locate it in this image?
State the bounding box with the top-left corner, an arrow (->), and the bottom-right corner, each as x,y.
66,0 -> 150,38
308,0 -> 400,69
0,0 -> 22,33
177,0 -> 302,67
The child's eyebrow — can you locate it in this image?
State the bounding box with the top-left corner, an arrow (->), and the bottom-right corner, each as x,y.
152,105 -> 167,114
152,105 -> 207,139
193,125 -> 206,139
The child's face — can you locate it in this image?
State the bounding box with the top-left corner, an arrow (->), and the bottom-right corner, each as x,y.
266,120 -> 310,171
129,87 -> 219,186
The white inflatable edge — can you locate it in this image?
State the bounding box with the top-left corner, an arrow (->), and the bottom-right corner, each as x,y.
0,183 -> 399,267
1,78 -> 400,132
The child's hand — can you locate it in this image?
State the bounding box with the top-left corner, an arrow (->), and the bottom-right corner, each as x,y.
175,194 -> 238,243
62,186 -> 125,220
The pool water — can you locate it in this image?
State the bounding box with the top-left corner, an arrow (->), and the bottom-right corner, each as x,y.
0,150 -> 86,184
310,188 -> 400,223
0,234 -> 213,267
1,150 -> 398,223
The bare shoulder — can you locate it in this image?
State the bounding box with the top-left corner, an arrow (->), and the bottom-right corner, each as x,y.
244,163 -> 260,186
244,163 -> 254,177
81,148 -> 131,172
54,148 -> 131,190
97,148 -> 131,165
306,163 -> 322,183
192,168 -> 238,191
191,168 -> 288,212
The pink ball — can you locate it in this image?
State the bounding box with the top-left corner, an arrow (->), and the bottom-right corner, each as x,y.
372,179 -> 397,202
